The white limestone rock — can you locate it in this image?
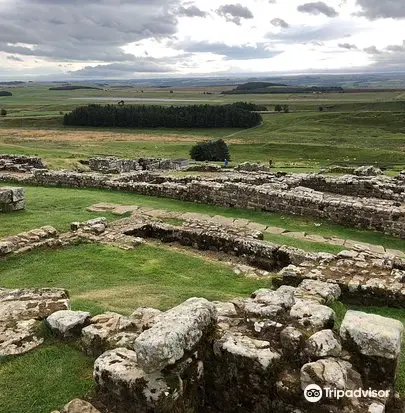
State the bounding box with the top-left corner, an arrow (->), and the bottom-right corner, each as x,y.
134,298 -> 216,372
214,332 -> 281,370
340,310 -> 403,359
294,279 -> 341,304
252,285 -> 296,309
305,329 -> 342,358
290,300 -> 335,330
130,307 -> 162,330
46,310 -> 91,338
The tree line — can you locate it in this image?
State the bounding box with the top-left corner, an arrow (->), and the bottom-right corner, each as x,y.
63,103 -> 263,128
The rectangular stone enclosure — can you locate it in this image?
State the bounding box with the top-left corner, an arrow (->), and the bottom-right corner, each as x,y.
0,187 -> 25,212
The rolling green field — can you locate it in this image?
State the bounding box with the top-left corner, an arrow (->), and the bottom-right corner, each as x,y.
0,83 -> 404,171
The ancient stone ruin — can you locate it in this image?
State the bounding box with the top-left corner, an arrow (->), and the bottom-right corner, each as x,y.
0,186 -> 25,212
2,280 -> 402,413
0,153 -> 46,173
88,156 -> 189,173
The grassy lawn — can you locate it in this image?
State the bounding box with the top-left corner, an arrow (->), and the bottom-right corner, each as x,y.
1,185 -> 403,253
0,342 -> 94,413
0,243 -> 269,314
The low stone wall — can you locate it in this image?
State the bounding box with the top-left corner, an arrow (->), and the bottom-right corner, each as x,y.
2,170 -> 404,238
88,156 -> 188,173
0,187 -> 25,212
0,154 -> 46,172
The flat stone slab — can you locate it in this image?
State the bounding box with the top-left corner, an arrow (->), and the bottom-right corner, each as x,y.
134,298 -> 216,372
340,310 -> 403,359
264,226 -> 286,235
46,310 -> 91,338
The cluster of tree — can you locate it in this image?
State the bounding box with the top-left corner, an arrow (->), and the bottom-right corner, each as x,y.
49,85 -> 102,91
274,104 -> 290,113
0,91 -> 12,96
63,104 -> 263,129
0,109 -> 7,116
190,139 -> 230,162
0,81 -> 24,86
223,82 -> 344,95
229,101 -> 268,111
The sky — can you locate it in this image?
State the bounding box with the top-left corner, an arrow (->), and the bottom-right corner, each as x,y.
0,0 -> 405,79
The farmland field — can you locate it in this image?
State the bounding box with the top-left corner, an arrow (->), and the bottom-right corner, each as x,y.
0,83 -> 405,172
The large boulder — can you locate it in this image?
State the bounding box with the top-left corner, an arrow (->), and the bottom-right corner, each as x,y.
134,298 -> 216,372
46,310 -> 91,338
340,311 -> 403,360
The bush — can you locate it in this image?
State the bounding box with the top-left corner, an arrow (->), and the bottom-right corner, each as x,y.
0,108 -> 7,116
0,91 -> 12,96
274,104 -> 283,112
190,139 -> 230,162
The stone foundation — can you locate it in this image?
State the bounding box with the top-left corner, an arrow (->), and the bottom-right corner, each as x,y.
37,281 -> 402,413
0,154 -> 46,172
0,187 -> 25,212
88,156 -> 189,173
1,170 -> 404,238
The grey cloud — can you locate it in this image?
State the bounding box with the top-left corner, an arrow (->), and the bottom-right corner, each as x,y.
338,43 -> 358,49
267,20 -> 354,43
297,2 -> 339,17
0,0 -> 180,62
216,3 -> 254,25
177,5 -> 208,17
356,0 -> 405,20
364,45 -> 382,54
173,40 -> 280,60
6,55 -> 24,62
70,61 -> 174,78
271,18 -> 289,28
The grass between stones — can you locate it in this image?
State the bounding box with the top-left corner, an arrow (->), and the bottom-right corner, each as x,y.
0,185 -> 404,253
0,342 -> 94,413
0,243 -> 269,313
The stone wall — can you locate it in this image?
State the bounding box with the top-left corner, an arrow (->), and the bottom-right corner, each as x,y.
0,154 -> 46,172
2,170 -> 404,238
88,156 -> 188,173
0,187 -> 25,212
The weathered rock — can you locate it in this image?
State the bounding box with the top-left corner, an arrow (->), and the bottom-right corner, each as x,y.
0,319 -> 43,356
0,187 -> 25,212
301,358 -> 362,391
134,298 -> 216,372
46,310 -> 91,338
213,301 -> 238,318
252,285 -> 296,309
81,312 -> 136,356
290,300 -> 335,330
340,311 -> 403,359
294,279 -> 341,304
61,399 -> 100,413
305,329 -> 342,358
280,326 -> 304,355
214,332 -> 281,370
130,307 -> 162,330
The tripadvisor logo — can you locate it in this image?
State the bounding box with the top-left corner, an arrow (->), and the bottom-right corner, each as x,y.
304,385 -> 390,403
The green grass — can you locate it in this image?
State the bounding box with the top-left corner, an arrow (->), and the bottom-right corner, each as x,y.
0,342 -> 94,413
0,243 -> 269,313
1,185 -> 403,252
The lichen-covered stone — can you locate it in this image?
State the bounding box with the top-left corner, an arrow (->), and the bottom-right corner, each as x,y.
46,310 -> 91,338
134,298 -> 216,372
305,329 -> 342,358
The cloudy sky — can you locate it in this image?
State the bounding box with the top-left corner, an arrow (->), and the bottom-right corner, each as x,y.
0,0 -> 405,79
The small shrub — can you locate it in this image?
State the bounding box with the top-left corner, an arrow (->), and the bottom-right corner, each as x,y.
0,108 -> 7,116
274,104 -> 283,112
190,139 -> 230,162
283,105 -> 290,113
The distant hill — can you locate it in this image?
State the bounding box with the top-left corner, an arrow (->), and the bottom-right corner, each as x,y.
49,85 -> 103,91
223,82 -> 344,94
